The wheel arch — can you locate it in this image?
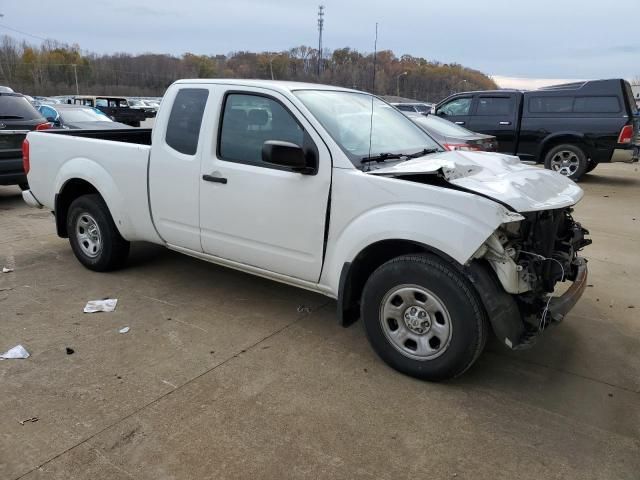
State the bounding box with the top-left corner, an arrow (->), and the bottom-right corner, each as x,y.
537,132 -> 594,162
336,239 -> 461,327
55,178 -> 103,238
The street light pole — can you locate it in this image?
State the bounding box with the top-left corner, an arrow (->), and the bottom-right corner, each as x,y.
396,71 -> 408,97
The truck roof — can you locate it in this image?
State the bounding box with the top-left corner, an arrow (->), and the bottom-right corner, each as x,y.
173,79 -> 359,94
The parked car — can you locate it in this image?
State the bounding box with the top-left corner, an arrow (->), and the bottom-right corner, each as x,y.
0,91 -> 50,188
37,104 -> 133,130
407,112 -> 498,152
391,102 -> 433,114
71,95 -> 147,127
128,98 -> 157,117
22,79 -> 591,381
434,79 -> 640,180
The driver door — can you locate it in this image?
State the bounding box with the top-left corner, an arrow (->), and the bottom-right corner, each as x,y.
199,88 -> 331,282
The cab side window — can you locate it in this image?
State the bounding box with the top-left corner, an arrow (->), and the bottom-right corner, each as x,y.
437,97 -> 472,116
476,97 -> 514,115
219,93 -> 304,166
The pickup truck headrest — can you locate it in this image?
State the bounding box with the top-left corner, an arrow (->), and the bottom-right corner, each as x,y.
248,108 -> 269,127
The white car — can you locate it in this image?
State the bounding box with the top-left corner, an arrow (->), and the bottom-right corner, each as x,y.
21,80 -> 591,380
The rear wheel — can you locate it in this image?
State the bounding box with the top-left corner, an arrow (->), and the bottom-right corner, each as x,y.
544,144 -> 588,181
361,254 -> 488,381
67,194 -> 129,271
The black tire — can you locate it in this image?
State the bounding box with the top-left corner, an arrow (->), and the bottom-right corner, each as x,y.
361,254 -> 488,381
585,161 -> 598,174
544,144 -> 588,181
67,194 -> 130,271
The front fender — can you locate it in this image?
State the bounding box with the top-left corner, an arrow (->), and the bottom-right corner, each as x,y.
321,201 -> 516,294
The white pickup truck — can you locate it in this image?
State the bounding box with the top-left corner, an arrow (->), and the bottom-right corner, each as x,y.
22,80 -> 591,380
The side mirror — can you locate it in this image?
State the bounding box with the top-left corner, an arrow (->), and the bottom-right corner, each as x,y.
262,140 -> 315,174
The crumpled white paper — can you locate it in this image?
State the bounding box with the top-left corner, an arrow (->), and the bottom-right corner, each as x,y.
84,299 -> 118,313
119,326 -> 130,334
2,267 -> 14,273
0,345 -> 30,359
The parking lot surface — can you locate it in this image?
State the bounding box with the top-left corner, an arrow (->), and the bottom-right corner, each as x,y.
1,163 -> 639,479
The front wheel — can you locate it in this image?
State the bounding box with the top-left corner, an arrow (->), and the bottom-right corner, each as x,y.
67,194 -> 130,271
544,144 -> 588,181
361,254 -> 488,381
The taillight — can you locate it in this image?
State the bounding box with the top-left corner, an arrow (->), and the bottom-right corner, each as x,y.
35,122 -> 52,131
618,124 -> 633,144
22,139 -> 30,175
443,143 -> 483,151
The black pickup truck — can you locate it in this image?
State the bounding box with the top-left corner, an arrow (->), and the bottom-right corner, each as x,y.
435,79 -> 639,180
71,96 -> 147,127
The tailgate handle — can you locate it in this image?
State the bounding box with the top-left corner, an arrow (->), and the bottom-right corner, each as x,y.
202,174 -> 227,184
499,121 -> 512,125
454,121 -> 465,125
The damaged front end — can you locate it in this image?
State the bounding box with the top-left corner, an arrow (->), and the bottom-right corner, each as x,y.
472,207 -> 591,348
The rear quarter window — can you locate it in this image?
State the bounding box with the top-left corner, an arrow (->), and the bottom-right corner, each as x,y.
0,95 -> 42,120
165,88 -> 209,155
573,96 -> 620,113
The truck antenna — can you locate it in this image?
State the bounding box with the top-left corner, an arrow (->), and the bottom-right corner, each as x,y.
366,22 -> 378,169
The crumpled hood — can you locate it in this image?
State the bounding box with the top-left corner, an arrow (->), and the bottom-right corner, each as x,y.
368,150 -> 584,212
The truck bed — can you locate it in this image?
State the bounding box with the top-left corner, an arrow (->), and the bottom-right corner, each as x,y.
26,129 -> 159,243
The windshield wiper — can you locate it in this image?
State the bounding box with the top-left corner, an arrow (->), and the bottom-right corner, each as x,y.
361,148 -> 440,164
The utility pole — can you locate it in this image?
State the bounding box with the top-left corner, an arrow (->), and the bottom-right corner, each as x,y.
72,64 -> 79,95
317,5 -> 324,77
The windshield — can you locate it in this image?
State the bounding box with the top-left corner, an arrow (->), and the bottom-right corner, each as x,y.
60,108 -> 113,123
414,115 -> 473,137
294,90 -> 440,166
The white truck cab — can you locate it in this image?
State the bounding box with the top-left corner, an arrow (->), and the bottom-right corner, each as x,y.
22,80 -> 591,380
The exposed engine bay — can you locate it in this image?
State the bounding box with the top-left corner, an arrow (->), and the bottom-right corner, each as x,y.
478,207 -> 591,337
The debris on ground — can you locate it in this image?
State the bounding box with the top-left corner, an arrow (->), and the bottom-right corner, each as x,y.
0,345 -> 30,359
65,347 -> 75,355
297,305 -> 311,313
2,267 -> 14,273
84,298 -> 118,313
0,287 -> 14,292
18,417 -> 39,425
119,326 -> 130,334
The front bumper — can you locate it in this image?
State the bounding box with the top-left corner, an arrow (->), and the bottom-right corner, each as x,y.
548,258 -> 588,321
22,189 -> 43,209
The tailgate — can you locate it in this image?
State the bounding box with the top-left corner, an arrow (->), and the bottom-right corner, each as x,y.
0,131 -> 27,160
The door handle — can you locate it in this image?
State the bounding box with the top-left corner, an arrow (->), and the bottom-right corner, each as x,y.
499,121 -> 512,125
202,174 -> 227,184
455,121 -> 465,125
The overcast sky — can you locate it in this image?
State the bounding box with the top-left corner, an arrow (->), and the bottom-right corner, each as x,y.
1,0 -> 638,88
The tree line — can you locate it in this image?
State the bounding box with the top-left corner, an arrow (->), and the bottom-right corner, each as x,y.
0,35 -> 497,102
